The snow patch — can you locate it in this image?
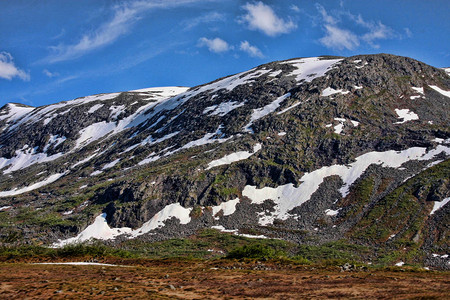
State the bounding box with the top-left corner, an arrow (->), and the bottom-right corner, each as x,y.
411,87 -> 424,95
278,132 -> 286,136
276,101 -> 302,115
53,213 -> 132,247
394,109 -> 419,124
90,170 -> 103,176
243,145 -> 450,225
281,57 -> 342,83
87,104 -> 104,113
350,120 -> 359,127
325,209 -> 339,216
321,87 -> 350,97
0,205 -> 11,211
0,173 -> 65,197
211,198 -> 240,219
102,159 -> 120,170
0,145 -> 64,174
430,197 -> 450,215
429,85 -> 450,98
203,101 -> 244,116
0,103 -> 35,123
33,262 -> 122,267
244,93 -> 291,132
206,143 -> 261,170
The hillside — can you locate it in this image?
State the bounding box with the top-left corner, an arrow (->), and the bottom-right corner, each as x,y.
0,54 -> 449,268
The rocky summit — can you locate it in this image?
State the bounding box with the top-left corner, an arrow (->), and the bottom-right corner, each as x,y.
0,54 -> 449,268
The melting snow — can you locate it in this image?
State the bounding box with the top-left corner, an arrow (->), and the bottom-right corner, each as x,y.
429,85 -> 450,98
109,105 -> 125,119
211,225 -> 269,239
354,85 -> 363,90
350,120 -> 359,127
53,213 -> 132,247
0,173 -> 65,197
243,145 -> 450,225
244,93 -> 291,132
281,57 -> 342,82
102,159 -> 120,170
87,104 -> 104,113
325,209 -> 339,216
211,198 -> 240,219
394,109 -> 419,124
43,135 -> 66,152
90,170 -> 103,176
278,132 -> 286,136
54,203 -> 193,246
277,101 -> 302,115
203,101 -> 244,116
321,87 -> 350,97
33,262 -> 122,267
411,87 -> 424,95
7,93 -> 121,132
430,197 -> 450,215
71,151 -> 103,169
0,103 -> 35,123
0,205 -> 11,211
395,262 -> 405,267
206,143 -> 261,170
334,123 -> 344,134
0,146 -> 64,174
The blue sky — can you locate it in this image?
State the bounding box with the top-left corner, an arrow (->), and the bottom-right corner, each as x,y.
1,0 -> 449,107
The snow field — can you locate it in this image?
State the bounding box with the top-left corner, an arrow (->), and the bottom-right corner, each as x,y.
243,145 -> 450,225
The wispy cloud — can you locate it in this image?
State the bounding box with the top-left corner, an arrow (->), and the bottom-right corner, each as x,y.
0,52 -> 30,81
354,15 -> 394,48
198,37 -> 232,53
240,41 -> 264,58
316,4 -> 395,50
44,0 -> 207,63
240,2 -> 296,37
319,25 -> 359,50
43,69 -> 59,78
404,28 -> 413,38
290,5 -> 300,13
183,12 -> 225,30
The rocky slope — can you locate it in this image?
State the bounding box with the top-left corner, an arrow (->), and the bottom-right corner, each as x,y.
0,54 -> 449,268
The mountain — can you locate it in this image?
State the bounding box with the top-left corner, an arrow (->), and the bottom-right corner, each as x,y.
0,54 -> 449,268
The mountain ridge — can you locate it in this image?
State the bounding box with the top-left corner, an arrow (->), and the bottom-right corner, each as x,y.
0,53 -> 449,268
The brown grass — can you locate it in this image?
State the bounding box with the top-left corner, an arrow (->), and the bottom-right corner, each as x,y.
0,259 -> 448,299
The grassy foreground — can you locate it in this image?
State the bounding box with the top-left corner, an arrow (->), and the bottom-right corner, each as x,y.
0,229 -> 448,299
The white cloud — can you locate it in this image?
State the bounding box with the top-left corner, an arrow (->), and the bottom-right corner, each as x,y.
404,28 -> 412,38
316,5 -> 395,50
0,52 -> 30,81
198,37 -> 231,53
43,69 -> 59,78
316,3 -> 337,25
362,22 -> 393,48
354,15 -> 394,47
319,25 -> 359,50
291,5 -> 300,13
45,0 -> 207,63
240,2 -> 296,37
239,41 -> 264,58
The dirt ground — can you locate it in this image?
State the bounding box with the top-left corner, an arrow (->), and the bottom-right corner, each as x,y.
0,258 -> 448,299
